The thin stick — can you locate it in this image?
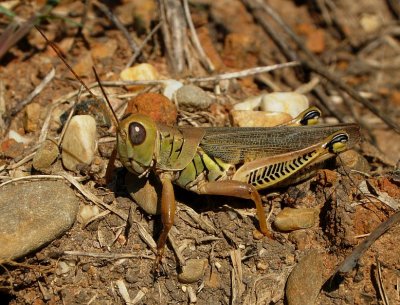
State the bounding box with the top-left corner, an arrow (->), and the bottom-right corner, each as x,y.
182,0 -> 214,72
376,258 -> 390,305
158,0 -> 187,74
63,250 -> 153,260
36,26 -> 121,130
126,22 -> 162,68
187,61 -> 299,82
9,68 -> 55,117
0,174 -> 64,188
60,172 -> 128,220
6,151 -> 37,170
92,0 -> 142,57
243,0 -> 400,133
304,60 -> 400,133
92,67 -> 120,129
167,234 -> 186,267
35,26 -> 98,99
332,209 -> 400,275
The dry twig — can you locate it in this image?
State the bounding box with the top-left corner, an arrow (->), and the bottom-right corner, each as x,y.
188,61 -> 299,83
126,22 -> 162,68
182,0 -> 214,72
331,209 -> 400,276
92,1 -> 142,58
63,250 -> 153,260
376,258 -> 390,305
9,68 -> 55,118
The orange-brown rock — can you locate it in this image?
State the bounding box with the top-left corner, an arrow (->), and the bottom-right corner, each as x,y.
125,93 -> 177,125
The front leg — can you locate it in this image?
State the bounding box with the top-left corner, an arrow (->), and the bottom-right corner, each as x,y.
197,180 -> 271,238
155,174 -> 176,268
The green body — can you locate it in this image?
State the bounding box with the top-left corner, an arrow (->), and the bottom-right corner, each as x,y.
117,112 -> 360,192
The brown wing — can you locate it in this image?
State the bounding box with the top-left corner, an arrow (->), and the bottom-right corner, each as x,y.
199,124 -> 360,164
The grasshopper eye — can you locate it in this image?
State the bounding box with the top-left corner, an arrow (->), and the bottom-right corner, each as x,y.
300,109 -> 321,125
129,122 -> 146,145
326,133 -> 349,153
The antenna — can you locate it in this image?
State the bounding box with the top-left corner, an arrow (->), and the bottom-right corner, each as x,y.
35,25 -> 120,129
92,66 -> 120,131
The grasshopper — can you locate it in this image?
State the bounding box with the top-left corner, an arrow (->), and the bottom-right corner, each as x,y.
36,27 -> 360,267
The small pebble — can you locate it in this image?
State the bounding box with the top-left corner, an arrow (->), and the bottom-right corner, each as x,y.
337,149 -> 370,173
288,230 -> 311,250
162,79 -> 183,100
8,130 -> 31,144
0,138 -> 25,158
177,259 -> 208,284
120,63 -> 159,91
24,102 -> 42,132
77,205 -> 100,224
360,13 -> 381,33
260,92 -> 309,118
82,263 -> 91,272
125,268 -> 138,284
274,208 -> 318,232
61,115 -> 97,171
0,181 -> 79,260
125,93 -> 177,125
256,261 -> 268,270
233,95 -> 263,110
56,261 -> 71,275
33,139 -> 59,171
187,286 -> 197,303
125,172 -> 160,215
285,250 -> 325,305
174,85 -> 212,110
231,110 -> 292,127
252,229 -> 265,240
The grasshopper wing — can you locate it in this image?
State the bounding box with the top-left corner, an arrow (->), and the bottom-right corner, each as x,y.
157,124 -> 205,170
200,124 -> 360,164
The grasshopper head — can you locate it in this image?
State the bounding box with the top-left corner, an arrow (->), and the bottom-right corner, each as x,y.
117,113 -> 157,175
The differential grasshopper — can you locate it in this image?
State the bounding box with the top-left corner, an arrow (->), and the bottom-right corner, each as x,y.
37,27 -> 360,267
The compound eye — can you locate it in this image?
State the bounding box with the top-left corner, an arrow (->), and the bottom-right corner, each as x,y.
129,122 -> 146,145
327,133 -> 349,153
300,109 -> 321,125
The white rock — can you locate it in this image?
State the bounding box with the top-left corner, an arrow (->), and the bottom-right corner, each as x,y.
260,92 -> 309,118
233,95 -> 263,110
8,129 -> 31,144
231,110 -> 292,127
360,13 -> 381,33
162,79 -> 183,100
62,115 -> 97,171
56,261 -> 72,275
120,63 -> 159,91
77,205 -> 100,224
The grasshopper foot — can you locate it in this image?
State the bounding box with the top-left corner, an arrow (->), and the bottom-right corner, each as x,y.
152,248 -> 165,274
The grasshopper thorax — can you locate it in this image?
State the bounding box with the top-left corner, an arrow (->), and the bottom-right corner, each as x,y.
117,113 -> 158,175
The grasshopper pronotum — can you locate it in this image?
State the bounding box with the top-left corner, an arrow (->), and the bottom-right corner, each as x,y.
36,26 -> 360,268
